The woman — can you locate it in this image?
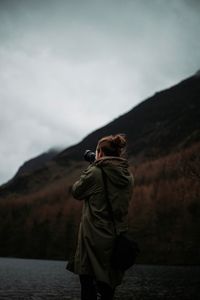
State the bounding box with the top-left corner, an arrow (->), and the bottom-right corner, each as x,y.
67,134 -> 134,300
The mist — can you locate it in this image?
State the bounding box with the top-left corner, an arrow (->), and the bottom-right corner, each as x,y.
0,0 -> 200,184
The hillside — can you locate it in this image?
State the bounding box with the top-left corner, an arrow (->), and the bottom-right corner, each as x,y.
55,73 -> 200,163
15,149 -> 59,177
0,73 -> 199,264
0,73 -> 199,197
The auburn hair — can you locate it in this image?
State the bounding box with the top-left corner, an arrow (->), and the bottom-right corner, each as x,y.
97,134 -> 127,157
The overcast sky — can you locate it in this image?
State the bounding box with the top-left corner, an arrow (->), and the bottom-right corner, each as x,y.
0,0 -> 200,184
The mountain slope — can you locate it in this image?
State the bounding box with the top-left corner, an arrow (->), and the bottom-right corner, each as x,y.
15,149 -> 59,177
0,73 -> 199,264
55,74 -> 200,163
0,73 -> 199,196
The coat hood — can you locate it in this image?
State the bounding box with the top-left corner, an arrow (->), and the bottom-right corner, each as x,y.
94,157 -> 133,187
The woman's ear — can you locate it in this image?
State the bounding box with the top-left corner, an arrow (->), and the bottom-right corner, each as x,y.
96,148 -> 104,159
99,148 -> 104,158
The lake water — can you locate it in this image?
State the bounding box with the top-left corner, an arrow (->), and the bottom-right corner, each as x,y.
0,257 -> 199,300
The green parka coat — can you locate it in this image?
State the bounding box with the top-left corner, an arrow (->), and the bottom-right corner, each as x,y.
67,156 -> 134,288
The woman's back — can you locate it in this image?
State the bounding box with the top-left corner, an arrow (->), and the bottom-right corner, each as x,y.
67,134 -> 134,298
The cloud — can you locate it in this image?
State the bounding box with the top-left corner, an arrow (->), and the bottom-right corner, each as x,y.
0,0 -> 200,184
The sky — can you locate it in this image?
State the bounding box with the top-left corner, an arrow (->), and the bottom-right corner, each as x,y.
0,0 -> 200,184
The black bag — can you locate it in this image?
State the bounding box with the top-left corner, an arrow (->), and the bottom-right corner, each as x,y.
111,233 -> 140,271
99,166 -> 140,271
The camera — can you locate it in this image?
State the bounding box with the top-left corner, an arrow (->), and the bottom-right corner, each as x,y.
84,150 -> 96,163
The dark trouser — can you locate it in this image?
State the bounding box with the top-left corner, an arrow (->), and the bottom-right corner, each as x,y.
79,275 -> 115,300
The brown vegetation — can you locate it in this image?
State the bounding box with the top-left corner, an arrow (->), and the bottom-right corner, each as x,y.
0,143 -> 199,263
129,143 -> 200,264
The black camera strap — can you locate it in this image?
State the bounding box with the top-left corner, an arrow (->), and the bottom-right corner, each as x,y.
98,166 -> 117,235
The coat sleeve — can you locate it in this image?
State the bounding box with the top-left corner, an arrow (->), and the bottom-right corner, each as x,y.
72,165 -> 97,200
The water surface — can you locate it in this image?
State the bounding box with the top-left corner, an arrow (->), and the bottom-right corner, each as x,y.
0,257 -> 199,299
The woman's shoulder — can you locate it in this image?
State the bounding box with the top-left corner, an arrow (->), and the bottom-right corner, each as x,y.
84,164 -> 102,177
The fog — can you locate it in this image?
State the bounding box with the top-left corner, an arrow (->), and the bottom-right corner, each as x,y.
0,0 -> 200,184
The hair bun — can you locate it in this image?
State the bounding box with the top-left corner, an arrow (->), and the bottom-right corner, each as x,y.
112,134 -> 127,148
97,133 -> 127,157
